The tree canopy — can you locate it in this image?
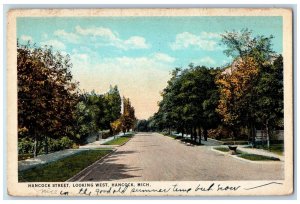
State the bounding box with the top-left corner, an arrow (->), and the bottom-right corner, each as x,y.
18,42 -> 135,156
147,29 -> 283,146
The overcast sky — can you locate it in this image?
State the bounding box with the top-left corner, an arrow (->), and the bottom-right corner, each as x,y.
17,16 -> 282,119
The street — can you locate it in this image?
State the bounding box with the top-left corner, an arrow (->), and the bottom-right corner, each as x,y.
76,132 -> 284,181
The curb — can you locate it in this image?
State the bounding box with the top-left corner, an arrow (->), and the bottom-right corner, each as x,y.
66,148 -> 117,182
210,147 -> 283,164
79,145 -> 119,149
66,135 -> 134,182
118,134 -> 134,147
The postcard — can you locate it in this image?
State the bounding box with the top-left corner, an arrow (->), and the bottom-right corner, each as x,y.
6,8 -> 293,196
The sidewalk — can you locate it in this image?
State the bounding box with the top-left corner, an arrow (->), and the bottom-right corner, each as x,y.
18,132 -> 130,171
172,133 -> 223,146
172,132 -> 283,160
204,137 -> 283,161
196,136 -> 283,160
18,149 -> 85,171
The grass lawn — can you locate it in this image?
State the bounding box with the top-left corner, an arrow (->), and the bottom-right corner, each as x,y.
214,147 -> 229,152
238,154 -> 280,161
247,144 -> 284,155
168,135 -> 178,139
103,135 -> 133,145
214,147 -> 243,154
18,149 -> 112,182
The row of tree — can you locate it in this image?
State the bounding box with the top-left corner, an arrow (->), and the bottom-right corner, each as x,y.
144,29 -> 283,146
146,65 -> 220,144
17,42 -> 136,156
74,86 -> 122,143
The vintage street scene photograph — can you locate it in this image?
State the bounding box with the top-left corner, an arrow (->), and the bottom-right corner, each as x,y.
15,11 -> 288,186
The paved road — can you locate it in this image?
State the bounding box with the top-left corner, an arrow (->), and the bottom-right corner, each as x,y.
77,132 -> 284,181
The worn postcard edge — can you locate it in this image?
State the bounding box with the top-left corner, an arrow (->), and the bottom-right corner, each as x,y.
6,8 -> 294,197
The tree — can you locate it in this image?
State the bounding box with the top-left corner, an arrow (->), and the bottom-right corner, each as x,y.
103,85 -> 122,131
217,29 -> 277,143
75,87 -> 122,143
201,68 -> 221,140
216,56 -> 259,140
120,97 -> 136,134
221,28 -> 274,63
153,65 -> 220,144
135,120 -> 150,132
18,42 -> 78,156
110,118 -> 122,137
74,91 -> 104,143
253,55 -> 283,147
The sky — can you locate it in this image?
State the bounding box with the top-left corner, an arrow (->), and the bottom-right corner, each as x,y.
17,16 -> 283,119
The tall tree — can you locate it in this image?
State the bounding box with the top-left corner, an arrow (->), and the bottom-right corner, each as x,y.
103,85 -> 122,131
253,55 -> 284,147
216,56 -> 259,140
120,97 -> 136,133
218,29 -> 279,144
18,42 -> 78,156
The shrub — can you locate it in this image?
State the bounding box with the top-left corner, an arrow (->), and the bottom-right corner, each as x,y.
46,137 -> 74,152
18,137 -> 35,154
19,136 -> 76,155
72,143 -> 79,149
59,136 -> 74,149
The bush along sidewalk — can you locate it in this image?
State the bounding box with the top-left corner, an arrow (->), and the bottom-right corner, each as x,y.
18,136 -> 77,161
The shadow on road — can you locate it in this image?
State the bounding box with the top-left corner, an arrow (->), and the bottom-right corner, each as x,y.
80,150 -> 141,181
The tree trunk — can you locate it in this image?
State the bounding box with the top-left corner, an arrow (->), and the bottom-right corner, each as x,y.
266,119 -> 270,149
193,127 -> 197,143
44,135 -> 48,154
198,127 -> 202,145
34,132 -> 38,157
232,128 -> 237,145
251,122 -> 256,147
194,127 -> 199,143
194,128 -> 198,143
203,128 -> 208,141
191,128 -> 195,141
